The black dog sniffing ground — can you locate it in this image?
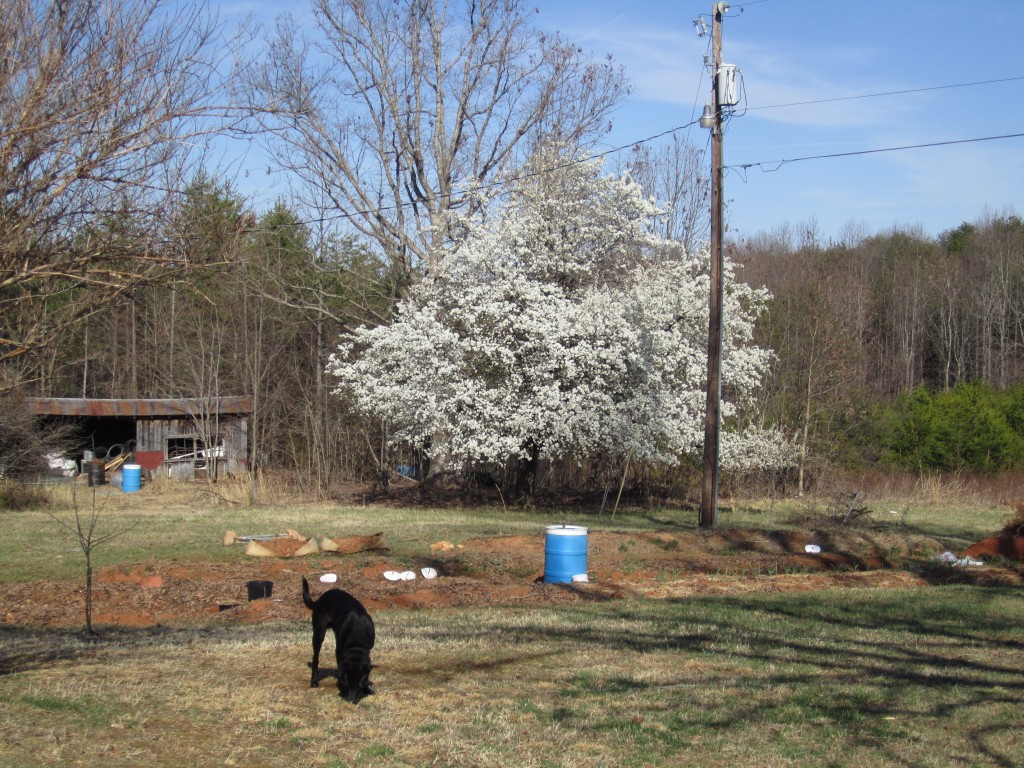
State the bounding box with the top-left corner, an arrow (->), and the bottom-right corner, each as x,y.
301,577 -> 376,704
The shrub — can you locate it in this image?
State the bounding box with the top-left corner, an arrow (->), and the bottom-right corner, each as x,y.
0,481 -> 50,510
882,383 -> 1024,473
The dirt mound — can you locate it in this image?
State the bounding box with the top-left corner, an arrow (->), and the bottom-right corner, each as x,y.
245,537 -> 315,557
965,535 -> 1024,561
2,528 -> 1020,631
462,535 -> 541,554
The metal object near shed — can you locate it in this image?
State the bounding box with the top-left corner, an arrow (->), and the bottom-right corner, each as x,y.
27,397 -> 253,481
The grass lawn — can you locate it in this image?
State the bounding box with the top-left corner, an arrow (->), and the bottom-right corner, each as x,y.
0,480 -> 1012,583
0,486 -> 1021,766
0,587 -> 1020,767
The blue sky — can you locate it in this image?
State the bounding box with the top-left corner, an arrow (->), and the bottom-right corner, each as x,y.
224,0 -> 1024,242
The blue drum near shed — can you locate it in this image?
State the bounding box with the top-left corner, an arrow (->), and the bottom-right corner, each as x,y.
122,464 -> 141,493
543,525 -> 588,583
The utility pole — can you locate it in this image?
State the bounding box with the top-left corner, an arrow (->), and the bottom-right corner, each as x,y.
699,2 -> 726,529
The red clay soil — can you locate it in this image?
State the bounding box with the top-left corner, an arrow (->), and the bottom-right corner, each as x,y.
965,535 -> 1024,561
241,538 -> 310,557
2,529 -> 1021,630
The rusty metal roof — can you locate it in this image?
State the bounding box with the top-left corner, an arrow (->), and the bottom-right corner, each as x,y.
26,397 -> 254,418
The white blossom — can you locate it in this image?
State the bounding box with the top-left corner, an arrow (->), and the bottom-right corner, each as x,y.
328,147 -> 794,474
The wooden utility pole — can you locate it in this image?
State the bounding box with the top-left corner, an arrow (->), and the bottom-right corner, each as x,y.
700,2 -> 726,529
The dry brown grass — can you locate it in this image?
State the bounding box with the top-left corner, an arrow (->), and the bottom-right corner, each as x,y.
2,587 -> 1022,768
1001,503 -> 1024,536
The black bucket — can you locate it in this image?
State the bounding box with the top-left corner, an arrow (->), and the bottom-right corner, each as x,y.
246,580 -> 273,600
87,460 -> 106,487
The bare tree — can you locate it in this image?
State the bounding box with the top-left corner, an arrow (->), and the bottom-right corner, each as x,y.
48,488 -> 139,635
245,0 -> 630,279
0,0 -> 238,388
973,213 -> 1024,388
623,135 -> 710,256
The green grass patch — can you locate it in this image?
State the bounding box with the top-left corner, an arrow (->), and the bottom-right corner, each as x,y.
14,691 -> 126,729
0,488 -> 1010,583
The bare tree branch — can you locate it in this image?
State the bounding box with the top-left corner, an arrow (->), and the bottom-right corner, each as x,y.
0,0 -> 243,383
244,0 -> 630,278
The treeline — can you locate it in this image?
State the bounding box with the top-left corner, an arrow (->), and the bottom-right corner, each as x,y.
741,214 -> 1024,490
21,177 -> 400,495
4,0 -> 1024,499
20,187 -> 1024,493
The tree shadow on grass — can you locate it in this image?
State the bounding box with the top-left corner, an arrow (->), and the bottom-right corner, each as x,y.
0,625 -> 97,676
0,621 -> 294,677
412,586 -> 1023,766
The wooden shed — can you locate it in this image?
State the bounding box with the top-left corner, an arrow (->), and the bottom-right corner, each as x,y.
27,397 -> 253,480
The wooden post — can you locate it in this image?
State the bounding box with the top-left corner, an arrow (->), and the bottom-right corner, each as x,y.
700,2 -> 725,529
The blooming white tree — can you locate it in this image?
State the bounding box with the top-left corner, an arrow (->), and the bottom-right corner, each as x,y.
329,147 -> 793,497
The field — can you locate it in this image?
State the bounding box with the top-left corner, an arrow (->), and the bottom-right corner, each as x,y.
0,482 -> 1022,767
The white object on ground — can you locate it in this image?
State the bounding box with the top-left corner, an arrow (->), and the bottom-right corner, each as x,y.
571,573 -> 589,583
420,567 -> 438,579
400,571 -> 416,580
383,571 -> 402,581
935,551 -> 985,567
319,573 -> 337,583
804,544 -> 821,554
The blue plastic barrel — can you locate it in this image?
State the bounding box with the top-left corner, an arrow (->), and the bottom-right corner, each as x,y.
544,525 -> 588,583
122,464 -> 141,493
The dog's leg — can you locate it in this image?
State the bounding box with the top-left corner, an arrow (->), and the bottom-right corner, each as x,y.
310,623 -> 327,688
335,640 -> 347,698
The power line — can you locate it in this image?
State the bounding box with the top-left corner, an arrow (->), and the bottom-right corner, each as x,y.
153,119 -> 705,242
274,75 -> 1024,231
170,74 -> 1024,238
169,122 -> 1021,239
746,75 -> 1024,112
684,32 -> 715,150
235,120 -> 703,232
696,0 -> 770,26
728,132 -> 1024,173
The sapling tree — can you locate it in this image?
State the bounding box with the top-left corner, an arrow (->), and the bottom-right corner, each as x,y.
48,487 -> 138,635
329,147 -> 793,499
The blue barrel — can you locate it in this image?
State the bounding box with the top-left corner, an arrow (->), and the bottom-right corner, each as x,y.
122,464 -> 141,493
544,525 -> 588,583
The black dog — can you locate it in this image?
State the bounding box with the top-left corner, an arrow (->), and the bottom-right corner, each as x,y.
301,577 -> 376,704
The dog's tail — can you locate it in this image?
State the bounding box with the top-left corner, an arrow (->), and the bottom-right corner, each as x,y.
301,576 -> 316,610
